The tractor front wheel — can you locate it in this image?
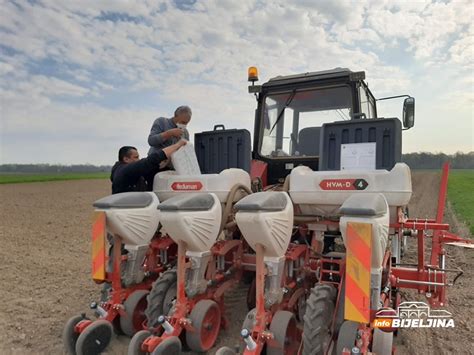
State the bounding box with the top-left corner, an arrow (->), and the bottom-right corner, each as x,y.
145,270 -> 177,327
302,284 -> 336,355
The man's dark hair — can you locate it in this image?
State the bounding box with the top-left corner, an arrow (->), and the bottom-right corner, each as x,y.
118,146 -> 137,162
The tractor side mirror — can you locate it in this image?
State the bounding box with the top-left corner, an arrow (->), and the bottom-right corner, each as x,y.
403,97 -> 415,129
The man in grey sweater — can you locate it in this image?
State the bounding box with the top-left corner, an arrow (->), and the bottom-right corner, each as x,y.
147,105 -> 192,156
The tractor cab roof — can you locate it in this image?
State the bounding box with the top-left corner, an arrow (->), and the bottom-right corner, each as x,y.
263,68 -> 365,88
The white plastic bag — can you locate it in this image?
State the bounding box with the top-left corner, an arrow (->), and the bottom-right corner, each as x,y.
171,142 -> 201,175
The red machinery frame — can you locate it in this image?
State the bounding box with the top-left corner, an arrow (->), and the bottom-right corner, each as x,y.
332,163 -> 471,354
241,243 -> 308,355
74,233 -> 176,335
390,163 -> 471,308
141,239 -> 244,353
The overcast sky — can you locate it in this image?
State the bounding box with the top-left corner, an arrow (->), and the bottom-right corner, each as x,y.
0,0 -> 472,165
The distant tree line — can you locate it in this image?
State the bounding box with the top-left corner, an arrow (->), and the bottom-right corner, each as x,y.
1,152 -> 472,172
0,164 -> 112,173
402,152 -> 474,169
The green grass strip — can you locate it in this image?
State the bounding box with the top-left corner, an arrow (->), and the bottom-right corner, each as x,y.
448,169 -> 474,235
0,172 -> 109,184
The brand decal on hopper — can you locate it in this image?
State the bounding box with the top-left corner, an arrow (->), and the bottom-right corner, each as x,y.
171,182 -> 203,191
319,178 -> 368,190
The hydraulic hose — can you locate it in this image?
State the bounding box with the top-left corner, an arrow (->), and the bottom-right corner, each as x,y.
219,183 -> 252,235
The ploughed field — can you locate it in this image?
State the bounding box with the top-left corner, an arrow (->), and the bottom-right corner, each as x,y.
0,172 -> 472,354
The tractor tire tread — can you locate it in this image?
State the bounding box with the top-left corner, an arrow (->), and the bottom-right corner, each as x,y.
302,284 -> 336,355
145,270 -> 177,328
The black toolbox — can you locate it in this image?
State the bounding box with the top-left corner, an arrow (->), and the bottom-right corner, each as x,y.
194,125 -> 252,174
319,118 -> 402,171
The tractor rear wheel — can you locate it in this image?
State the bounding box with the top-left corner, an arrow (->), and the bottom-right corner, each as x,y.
145,270 -> 177,327
302,284 -> 336,355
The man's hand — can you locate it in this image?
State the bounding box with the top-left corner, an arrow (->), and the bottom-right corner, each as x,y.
159,159 -> 170,169
162,139 -> 187,158
164,128 -> 184,140
176,139 -> 187,148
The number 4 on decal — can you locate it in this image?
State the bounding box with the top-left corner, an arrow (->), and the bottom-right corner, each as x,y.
353,179 -> 369,190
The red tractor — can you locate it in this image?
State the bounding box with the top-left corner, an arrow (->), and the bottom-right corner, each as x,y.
213,67 -> 472,354
65,66 -> 471,355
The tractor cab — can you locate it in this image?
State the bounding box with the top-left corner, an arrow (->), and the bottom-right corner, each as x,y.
248,67 -> 414,185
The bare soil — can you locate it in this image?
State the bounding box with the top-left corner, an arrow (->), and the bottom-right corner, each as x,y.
0,172 -> 472,354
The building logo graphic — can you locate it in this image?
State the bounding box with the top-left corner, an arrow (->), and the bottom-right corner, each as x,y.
373,301 -> 455,329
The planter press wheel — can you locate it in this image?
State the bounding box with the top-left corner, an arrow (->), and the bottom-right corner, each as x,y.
120,289 -> 149,337
151,336 -> 182,355
267,310 -> 300,355
62,315 -> 89,354
372,328 -> 394,355
186,299 -> 222,352
242,308 -> 257,332
240,308 -> 259,353
216,346 -> 238,355
75,319 -> 113,355
335,321 -> 359,355
128,329 -> 151,355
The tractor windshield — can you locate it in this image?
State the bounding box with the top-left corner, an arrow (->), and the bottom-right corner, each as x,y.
260,86 -> 352,158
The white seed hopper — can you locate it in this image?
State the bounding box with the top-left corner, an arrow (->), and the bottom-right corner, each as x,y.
234,192 -> 294,260
154,168 -> 251,203
157,193 -> 222,254
289,162 -> 412,222
93,192 -> 160,246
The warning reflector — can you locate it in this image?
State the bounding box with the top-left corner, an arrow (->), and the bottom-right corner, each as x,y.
345,222 -> 372,323
92,211 -> 106,282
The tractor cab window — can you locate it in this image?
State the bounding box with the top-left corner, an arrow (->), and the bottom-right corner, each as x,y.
359,84 -> 376,119
260,86 -> 352,158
